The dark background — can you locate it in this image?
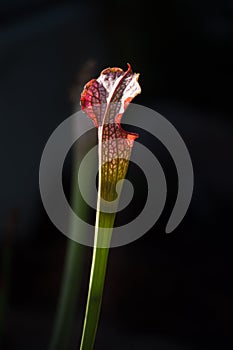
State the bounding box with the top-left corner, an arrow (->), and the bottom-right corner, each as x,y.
0,0 -> 233,349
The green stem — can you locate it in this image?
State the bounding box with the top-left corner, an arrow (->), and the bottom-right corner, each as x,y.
79,125 -> 118,350
49,144 -> 87,350
79,212 -> 115,350
49,240 -> 84,350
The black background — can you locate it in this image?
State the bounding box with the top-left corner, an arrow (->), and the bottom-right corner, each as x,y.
0,0 -> 232,349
